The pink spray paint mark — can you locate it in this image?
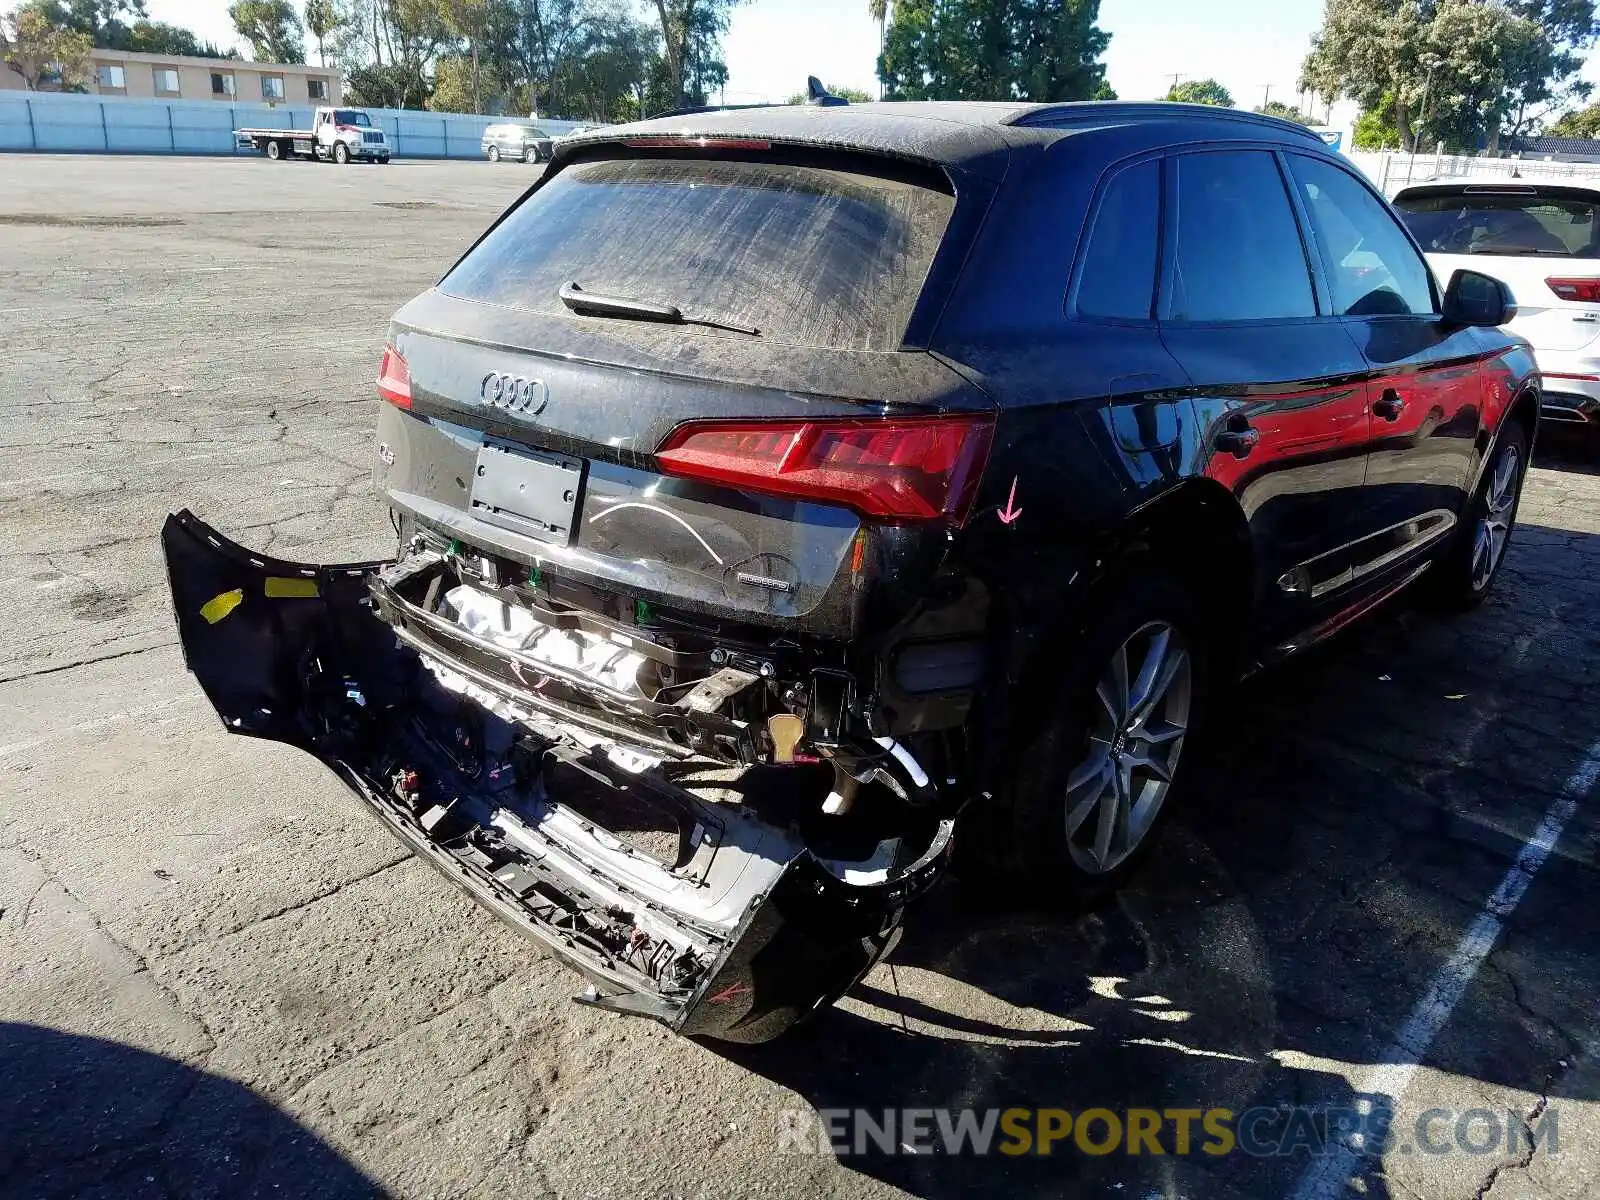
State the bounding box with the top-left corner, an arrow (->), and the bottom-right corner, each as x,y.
997,476 -> 1023,526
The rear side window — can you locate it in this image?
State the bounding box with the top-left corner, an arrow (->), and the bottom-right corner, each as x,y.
1394,187 -> 1600,258
442,156 -> 955,351
1076,159 -> 1159,320
1167,151 -> 1315,322
1288,155 -> 1435,316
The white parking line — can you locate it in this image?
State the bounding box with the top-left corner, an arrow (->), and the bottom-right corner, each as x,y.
1287,735 -> 1600,1200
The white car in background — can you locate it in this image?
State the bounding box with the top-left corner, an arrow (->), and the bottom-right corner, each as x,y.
1393,180 -> 1600,428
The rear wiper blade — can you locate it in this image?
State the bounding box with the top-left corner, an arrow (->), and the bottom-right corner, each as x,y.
558,281 -> 759,336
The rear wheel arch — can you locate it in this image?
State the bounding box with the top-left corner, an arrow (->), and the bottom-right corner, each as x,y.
1508,384 -> 1540,457
1111,478 -> 1255,677
970,478 -> 1254,775
1471,383 -> 1540,498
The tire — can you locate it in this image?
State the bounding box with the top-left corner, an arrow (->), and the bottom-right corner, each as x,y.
333,141 -> 350,165
265,140 -> 281,161
523,147 -> 535,163
962,569 -> 1210,905
1427,420 -> 1529,611
487,145 -> 501,162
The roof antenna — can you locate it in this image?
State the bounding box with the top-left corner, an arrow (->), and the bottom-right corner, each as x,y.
806,76 -> 849,107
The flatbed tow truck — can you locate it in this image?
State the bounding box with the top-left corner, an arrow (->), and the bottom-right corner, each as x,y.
236,106 -> 391,164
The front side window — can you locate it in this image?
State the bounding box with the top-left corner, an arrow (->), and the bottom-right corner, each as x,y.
96,64 -> 125,89
307,78 -> 328,100
154,67 -> 179,94
261,76 -> 285,100
1394,187 -> 1600,259
212,72 -> 235,96
1167,150 -> 1315,322
1289,155 -> 1435,316
442,156 -> 955,352
1076,158 -> 1160,320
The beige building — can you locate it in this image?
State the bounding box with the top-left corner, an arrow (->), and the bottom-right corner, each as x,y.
2,48 -> 341,105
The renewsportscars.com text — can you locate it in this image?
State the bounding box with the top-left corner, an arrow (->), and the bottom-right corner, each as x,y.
777,1106 -> 1559,1158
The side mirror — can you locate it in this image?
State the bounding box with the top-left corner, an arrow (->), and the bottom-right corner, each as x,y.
1441,268 -> 1515,327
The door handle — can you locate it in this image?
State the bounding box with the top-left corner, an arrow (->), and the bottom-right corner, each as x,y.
1373,389 -> 1406,421
1212,415 -> 1259,458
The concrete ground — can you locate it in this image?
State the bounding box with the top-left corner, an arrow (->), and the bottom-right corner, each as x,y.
2,154 -> 1599,1200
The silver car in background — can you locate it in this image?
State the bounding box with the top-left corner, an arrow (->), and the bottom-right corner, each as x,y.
481,121 -> 553,164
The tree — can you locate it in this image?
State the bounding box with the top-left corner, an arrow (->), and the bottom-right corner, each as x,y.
429,52 -> 480,109
866,0 -> 884,97
122,19 -> 227,55
1550,100 -> 1600,137
230,0 -> 306,62
880,0 -> 1110,103
1166,77 -> 1232,106
435,0 -> 494,113
487,0 -> 595,117
1256,98 -> 1313,123
1302,0 -> 1590,154
786,82 -> 872,103
1092,79 -> 1116,99
1353,95 -> 1402,147
1,5 -> 92,88
651,0 -> 737,109
303,0 -> 342,64
1495,0 -> 1598,147
558,6 -> 657,120
51,0 -> 146,44
346,58 -> 421,104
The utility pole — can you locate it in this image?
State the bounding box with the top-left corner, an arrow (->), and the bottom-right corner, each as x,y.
1164,72 -> 1182,98
1261,83 -> 1272,109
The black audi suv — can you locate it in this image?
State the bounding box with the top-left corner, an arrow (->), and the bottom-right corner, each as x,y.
164,100 -> 1538,1043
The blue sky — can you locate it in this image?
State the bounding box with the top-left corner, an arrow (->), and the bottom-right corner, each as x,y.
146,0 -> 1600,120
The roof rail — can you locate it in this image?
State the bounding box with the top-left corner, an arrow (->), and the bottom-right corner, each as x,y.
1007,101 -> 1326,143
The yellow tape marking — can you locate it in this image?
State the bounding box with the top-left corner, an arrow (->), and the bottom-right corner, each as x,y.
265,576 -> 320,599
199,589 -> 243,624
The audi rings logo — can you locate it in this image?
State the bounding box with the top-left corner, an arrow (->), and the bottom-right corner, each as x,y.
480,372 -> 549,415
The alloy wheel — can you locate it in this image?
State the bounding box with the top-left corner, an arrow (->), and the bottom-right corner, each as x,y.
1471,442 -> 1521,592
1064,621 -> 1192,875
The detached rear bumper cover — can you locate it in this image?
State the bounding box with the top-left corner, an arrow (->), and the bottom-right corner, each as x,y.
161,510 -> 949,1042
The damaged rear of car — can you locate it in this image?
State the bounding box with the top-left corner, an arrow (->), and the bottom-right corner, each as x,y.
164,122 -> 997,1041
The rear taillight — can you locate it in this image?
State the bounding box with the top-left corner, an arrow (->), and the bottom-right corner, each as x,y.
377,345 -> 411,409
655,415 -> 994,523
1546,277 -> 1600,302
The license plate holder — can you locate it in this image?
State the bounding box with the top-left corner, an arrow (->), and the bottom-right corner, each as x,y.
470,441 -> 585,547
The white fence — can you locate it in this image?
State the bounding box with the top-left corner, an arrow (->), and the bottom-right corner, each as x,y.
0,90 -> 583,158
1347,148 -> 1600,196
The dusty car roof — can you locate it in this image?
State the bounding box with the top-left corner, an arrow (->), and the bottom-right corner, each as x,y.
552,100 -> 1322,178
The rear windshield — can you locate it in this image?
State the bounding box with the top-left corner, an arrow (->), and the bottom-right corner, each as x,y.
1394,189 -> 1600,258
440,156 -> 955,351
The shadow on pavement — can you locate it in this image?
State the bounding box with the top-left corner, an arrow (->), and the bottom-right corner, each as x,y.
722,525 -> 1600,1199
0,1023 -> 383,1199
1533,425 -> 1599,475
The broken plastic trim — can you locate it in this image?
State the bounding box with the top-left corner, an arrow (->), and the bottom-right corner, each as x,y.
161,510 -> 953,1042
